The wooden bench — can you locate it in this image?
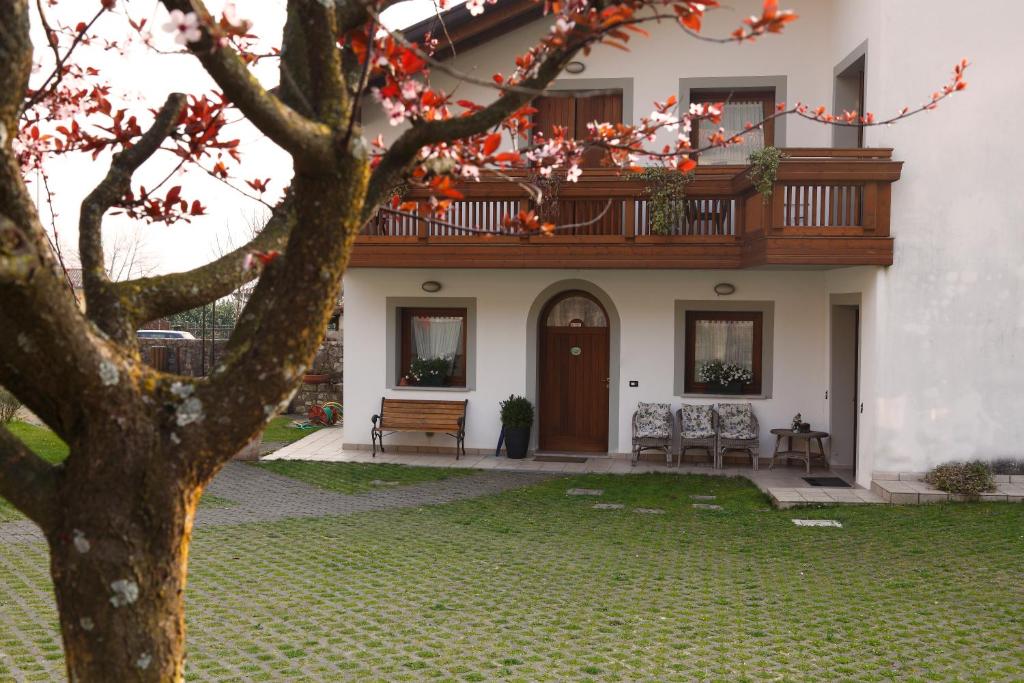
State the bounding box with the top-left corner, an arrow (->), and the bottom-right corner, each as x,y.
371,398 -> 468,458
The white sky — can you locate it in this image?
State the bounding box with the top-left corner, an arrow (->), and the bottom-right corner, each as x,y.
29,1 -> 461,276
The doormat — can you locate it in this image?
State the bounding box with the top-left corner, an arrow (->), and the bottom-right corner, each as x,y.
535,455 -> 589,463
803,477 -> 851,488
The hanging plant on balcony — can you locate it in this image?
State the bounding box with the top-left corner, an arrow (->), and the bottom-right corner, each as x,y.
628,167 -> 693,235
748,146 -> 787,200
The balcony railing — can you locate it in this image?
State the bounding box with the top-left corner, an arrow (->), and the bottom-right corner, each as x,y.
353,148 -> 902,269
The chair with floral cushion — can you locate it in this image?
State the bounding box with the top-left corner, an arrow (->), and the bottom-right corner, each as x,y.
631,402 -> 674,466
676,404 -> 716,467
714,402 -> 760,470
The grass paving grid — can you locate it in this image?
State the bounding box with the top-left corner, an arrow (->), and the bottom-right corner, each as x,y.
1,470 -> 1022,681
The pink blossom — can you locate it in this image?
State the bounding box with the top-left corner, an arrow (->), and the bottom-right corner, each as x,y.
163,10 -> 202,45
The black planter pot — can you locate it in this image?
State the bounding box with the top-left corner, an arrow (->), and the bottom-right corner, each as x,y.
713,381 -> 744,395
504,426 -> 531,459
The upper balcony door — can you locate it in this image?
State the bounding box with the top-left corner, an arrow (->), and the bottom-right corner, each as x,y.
533,90 -> 623,235
833,54 -> 866,148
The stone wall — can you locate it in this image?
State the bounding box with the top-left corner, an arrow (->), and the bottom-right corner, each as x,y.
138,338 -> 228,376
289,338 -> 344,414
139,337 -> 344,417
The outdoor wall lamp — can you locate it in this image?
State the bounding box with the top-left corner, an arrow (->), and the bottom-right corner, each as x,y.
714,282 -> 736,296
565,61 -> 586,74
421,281 -> 442,293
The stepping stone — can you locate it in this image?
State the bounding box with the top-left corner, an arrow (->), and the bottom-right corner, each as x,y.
567,488 -> 604,496
692,503 -> 724,510
592,503 -> 625,510
690,495 -> 717,501
370,480 -> 401,486
634,508 -> 666,514
792,519 -> 842,527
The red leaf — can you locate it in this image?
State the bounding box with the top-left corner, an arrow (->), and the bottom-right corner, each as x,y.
483,133 -> 501,156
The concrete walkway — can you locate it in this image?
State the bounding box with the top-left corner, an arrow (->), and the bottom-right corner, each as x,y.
0,463 -> 557,544
267,425 -> 885,507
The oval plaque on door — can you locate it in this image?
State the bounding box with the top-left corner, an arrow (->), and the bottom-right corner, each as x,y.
570,346 -> 582,356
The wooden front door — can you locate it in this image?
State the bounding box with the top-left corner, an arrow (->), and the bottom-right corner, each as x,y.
538,292 -> 610,452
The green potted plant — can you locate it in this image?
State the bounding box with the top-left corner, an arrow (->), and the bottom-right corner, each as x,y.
698,360 -> 753,394
406,356 -> 452,387
500,394 -> 534,459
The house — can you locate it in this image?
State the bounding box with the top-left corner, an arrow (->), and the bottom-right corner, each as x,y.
65,267 -> 85,309
343,0 -> 1023,488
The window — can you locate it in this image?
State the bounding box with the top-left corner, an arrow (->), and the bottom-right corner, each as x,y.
545,295 -> 608,327
690,89 -> 775,165
399,307 -> 468,387
684,311 -> 763,394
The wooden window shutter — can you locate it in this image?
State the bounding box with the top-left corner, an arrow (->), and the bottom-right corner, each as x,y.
533,90 -> 623,165
574,91 -> 623,167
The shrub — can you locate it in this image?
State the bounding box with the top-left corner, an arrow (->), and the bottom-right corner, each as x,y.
0,385 -> 21,424
500,395 -> 534,429
924,461 -> 996,496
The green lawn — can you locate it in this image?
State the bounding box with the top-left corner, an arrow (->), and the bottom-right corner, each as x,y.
262,416 -> 322,444
4,421 -> 69,464
1,472 -> 1021,681
253,460 -> 475,494
0,422 -> 69,522
0,422 -> 236,522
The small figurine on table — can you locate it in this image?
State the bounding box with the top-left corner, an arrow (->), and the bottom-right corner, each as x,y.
791,413 -> 802,432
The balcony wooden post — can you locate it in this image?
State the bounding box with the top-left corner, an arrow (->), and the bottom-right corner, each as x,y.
416,201 -> 430,241
861,182 -> 877,232
770,184 -> 786,232
733,195 -> 746,238
874,183 -> 891,236
624,198 -> 636,240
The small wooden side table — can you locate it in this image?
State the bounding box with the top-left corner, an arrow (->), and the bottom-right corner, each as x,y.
769,429 -> 829,474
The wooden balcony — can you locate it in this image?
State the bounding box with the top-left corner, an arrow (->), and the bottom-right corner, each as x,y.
352,148 -> 902,269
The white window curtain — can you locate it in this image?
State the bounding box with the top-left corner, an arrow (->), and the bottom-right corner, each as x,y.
411,316 -> 463,368
694,320 -> 754,377
699,100 -> 765,166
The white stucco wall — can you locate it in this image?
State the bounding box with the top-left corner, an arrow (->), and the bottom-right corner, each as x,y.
827,1 -> 1024,473
344,268 -> 831,458
363,0 -> 839,150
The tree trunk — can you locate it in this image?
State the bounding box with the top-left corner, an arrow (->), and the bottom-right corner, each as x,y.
47,440 -> 201,682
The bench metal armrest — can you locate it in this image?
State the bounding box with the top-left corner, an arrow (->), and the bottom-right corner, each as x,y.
371,414 -> 380,425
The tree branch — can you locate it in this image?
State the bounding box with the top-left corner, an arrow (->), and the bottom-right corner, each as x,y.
0,424 -> 59,532
183,161 -> 367,485
0,1 -> 32,144
79,93 -> 187,336
159,0 -> 335,170
116,195 -> 295,323
295,0 -> 347,127
363,46 -> 574,218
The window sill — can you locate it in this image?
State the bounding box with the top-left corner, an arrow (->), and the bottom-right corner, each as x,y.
679,393 -> 771,400
389,385 -> 472,392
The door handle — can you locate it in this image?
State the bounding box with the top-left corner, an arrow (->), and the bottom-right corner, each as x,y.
604,377 -> 611,388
